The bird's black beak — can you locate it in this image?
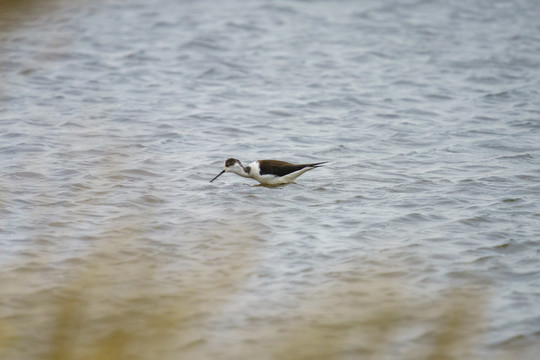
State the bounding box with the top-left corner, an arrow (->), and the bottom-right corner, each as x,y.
210,170 -> 225,183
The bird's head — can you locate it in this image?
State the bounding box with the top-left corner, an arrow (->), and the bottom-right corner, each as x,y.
210,158 -> 244,182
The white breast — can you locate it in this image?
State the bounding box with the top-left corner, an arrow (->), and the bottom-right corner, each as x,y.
247,161 -> 277,185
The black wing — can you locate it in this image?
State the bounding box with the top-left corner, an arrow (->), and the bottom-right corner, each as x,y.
258,160 -> 326,177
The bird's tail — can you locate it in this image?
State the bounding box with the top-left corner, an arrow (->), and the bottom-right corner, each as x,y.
307,162 -> 327,168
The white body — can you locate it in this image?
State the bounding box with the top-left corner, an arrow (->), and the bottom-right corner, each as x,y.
227,161 -> 317,185
249,161 -> 316,185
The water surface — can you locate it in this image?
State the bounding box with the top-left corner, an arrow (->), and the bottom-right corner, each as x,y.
1,0 -> 540,358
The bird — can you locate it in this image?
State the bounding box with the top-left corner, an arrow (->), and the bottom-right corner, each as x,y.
210,158 -> 326,185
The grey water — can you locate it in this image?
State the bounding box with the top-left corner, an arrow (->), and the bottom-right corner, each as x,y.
1,0 -> 540,358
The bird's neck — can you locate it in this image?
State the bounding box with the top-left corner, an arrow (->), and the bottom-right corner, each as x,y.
232,166 -> 251,178
241,165 -> 252,177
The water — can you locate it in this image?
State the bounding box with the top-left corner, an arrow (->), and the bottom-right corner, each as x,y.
1,0 -> 540,358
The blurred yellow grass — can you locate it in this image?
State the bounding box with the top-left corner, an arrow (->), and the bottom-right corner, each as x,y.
0,209 -> 493,360
0,207 -> 498,360
0,218 -> 258,360
271,281 -> 487,360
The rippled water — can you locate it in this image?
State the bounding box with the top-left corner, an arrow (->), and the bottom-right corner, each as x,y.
1,0 -> 540,358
